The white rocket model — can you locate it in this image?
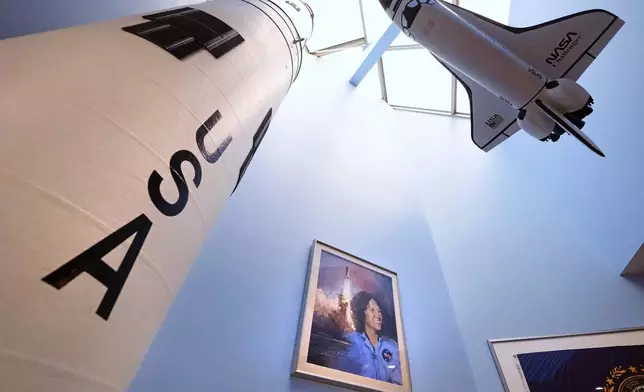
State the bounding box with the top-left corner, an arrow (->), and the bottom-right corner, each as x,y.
0,1 -> 312,391
379,0 -> 624,156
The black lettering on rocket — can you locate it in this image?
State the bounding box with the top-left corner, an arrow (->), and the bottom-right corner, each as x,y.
42,108 -> 234,320
195,110 -> 233,164
233,108 -> 273,193
43,0 -> 253,321
42,214 -> 153,320
122,7 -> 245,60
148,150 -> 203,217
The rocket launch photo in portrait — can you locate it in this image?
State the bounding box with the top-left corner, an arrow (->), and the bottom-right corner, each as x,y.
292,241 -> 411,392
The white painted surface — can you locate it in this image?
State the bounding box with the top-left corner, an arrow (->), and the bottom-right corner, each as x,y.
0,1 -> 310,390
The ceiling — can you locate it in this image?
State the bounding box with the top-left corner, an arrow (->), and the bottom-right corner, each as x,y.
304,0 -> 512,116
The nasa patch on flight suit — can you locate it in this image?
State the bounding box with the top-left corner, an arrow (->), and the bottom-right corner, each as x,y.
382,349 -> 393,362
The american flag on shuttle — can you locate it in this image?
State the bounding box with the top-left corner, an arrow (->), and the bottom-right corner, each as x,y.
485,114 -> 505,129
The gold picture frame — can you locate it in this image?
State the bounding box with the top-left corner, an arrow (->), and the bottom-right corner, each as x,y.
292,241 -> 412,392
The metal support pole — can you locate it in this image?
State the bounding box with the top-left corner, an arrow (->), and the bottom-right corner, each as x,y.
349,23 -> 400,87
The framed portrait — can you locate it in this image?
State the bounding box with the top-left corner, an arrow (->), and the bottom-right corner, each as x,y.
489,327 -> 644,392
292,241 -> 411,392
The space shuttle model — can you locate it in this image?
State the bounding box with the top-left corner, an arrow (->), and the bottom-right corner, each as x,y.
0,1 -> 312,390
379,0 -> 624,156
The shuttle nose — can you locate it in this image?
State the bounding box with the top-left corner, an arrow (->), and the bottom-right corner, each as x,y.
401,2 -> 422,30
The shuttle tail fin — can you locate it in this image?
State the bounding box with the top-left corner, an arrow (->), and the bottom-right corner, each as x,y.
442,3 -> 624,81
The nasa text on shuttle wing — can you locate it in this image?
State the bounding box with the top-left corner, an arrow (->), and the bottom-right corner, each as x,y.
380,0 -> 624,156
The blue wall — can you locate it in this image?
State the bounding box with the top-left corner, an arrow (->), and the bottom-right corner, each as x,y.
4,1 -> 642,391
128,59 -> 477,391
398,1 -> 644,391
507,0 -> 644,268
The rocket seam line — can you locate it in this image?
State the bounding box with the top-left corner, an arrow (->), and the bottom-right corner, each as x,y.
124,77 -> 209,234
256,1 -> 298,75
254,0 -> 303,80
430,53 -> 514,150
115,38 -> 236,220
240,0 -> 295,85
392,0 -> 404,14
76,98 -> 208,235
518,84 -> 546,111
190,61 -> 247,190
185,56 -> 243,149
481,120 -> 516,149
191,61 -> 244,132
242,0 -> 296,83
482,80 -> 548,150
254,0 -> 297,47
74,100 -> 169,166
0,348 -> 121,391
183,37 -> 263,192
484,82 -> 549,150
0,167 -> 175,298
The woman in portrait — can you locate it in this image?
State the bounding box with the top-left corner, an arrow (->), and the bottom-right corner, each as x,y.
339,291 -> 402,385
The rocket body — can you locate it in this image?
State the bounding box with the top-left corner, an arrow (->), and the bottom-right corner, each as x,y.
0,1 -> 311,390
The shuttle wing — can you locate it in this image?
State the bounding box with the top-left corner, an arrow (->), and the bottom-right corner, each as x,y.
437,3 -> 624,152
442,3 -> 624,81
433,55 -> 520,151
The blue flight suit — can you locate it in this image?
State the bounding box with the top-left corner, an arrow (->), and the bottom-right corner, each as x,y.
340,331 -> 402,385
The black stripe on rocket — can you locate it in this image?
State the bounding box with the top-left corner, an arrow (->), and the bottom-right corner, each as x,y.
233,109 -> 274,194
123,7 -> 245,60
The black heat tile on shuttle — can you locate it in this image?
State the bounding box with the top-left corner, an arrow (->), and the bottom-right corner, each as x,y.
124,7 -> 245,60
